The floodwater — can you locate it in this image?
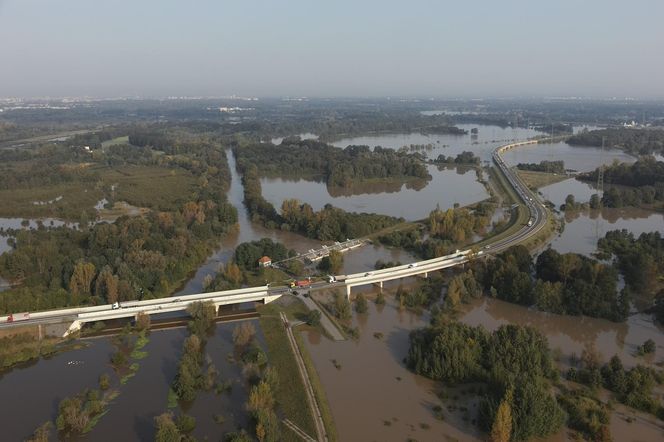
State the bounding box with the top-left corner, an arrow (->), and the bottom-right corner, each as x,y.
501,141 -> 635,173
271,132 -> 318,145
0,321 -> 264,441
0,338 -> 116,441
0,217 -> 77,267
304,285 -> 482,442
176,150 -> 417,295
303,286 -> 664,442
458,297 -> 664,370
550,208 -> 664,256
331,124 -> 541,163
260,165 -> 489,220
539,178 -> 599,208
535,178 -> 664,256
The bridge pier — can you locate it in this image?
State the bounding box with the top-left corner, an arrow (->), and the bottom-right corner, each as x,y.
345,285 -> 352,300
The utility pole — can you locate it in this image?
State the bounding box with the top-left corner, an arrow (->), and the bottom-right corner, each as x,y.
597,136 -> 605,200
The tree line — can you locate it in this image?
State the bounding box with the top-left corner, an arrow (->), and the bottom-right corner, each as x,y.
407,322 -> 565,441
579,157 -> 664,208
433,151 -> 481,165
516,160 -> 565,174
567,128 -> 664,155
238,158 -> 404,241
597,229 -> 664,315
469,246 -> 629,322
233,140 -> 430,188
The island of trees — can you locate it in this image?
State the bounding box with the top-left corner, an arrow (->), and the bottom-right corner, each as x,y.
233,139 -> 430,188
516,160 -> 565,174
579,156 -> 664,208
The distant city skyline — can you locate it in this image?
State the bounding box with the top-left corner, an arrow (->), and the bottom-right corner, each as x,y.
1,0 -> 663,99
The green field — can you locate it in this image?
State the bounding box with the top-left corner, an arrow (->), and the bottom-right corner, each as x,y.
258,300 -> 337,441
101,135 -> 129,149
0,164 -> 199,221
98,165 -> 198,211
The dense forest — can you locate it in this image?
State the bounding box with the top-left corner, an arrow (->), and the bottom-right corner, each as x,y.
407,323 -> 565,441
0,135 -> 239,313
597,230 -> 664,305
378,203 -> 495,259
567,352 -> 664,421
473,246 -> 628,322
516,160 -> 565,174
567,128 -> 664,155
238,155 -> 404,241
233,139 -> 430,188
433,151 -> 480,165
579,157 -> 664,208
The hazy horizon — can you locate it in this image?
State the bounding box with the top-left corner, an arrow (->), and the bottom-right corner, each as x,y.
1,0 -> 663,99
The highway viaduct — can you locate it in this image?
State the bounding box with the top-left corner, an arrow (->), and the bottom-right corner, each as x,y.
0,139 -> 549,336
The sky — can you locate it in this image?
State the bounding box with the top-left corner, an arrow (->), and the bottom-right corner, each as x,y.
0,0 -> 663,99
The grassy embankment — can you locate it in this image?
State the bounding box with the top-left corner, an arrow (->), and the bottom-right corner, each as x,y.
516,169 -> 569,190
472,164 -> 558,251
258,300 -> 338,442
0,332 -> 87,370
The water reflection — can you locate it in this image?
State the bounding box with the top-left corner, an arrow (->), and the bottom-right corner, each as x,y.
502,141 -> 634,173
175,150 -> 419,295
549,208 -> 664,256
459,298 -> 663,370
332,124 -> 541,163
260,165 -> 489,220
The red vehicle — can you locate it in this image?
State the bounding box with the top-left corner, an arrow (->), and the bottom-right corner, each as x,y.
7,312 -> 30,322
290,280 -> 311,288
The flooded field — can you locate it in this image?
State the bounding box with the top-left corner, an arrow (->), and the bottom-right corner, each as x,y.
535,178 -> 664,256
304,284 -> 482,442
459,297 -> 664,370
502,141 -> 634,173
0,320 -> 264,441
260,165 -> 489,220
332,124 -> 541,162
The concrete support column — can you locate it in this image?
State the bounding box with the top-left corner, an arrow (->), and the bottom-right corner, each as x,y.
345,284 -> 351,300
424,272 -> 428,278
379,281 -> 383,289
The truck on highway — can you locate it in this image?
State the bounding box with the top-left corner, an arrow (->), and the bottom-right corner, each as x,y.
7,312 -> 30,322
527,219 -> 533,227
290,280 -> 311,288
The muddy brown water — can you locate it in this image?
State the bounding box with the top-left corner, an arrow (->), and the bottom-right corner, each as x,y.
304,283 -> 483,442
303,284 -> 664,441
0,320 -> 264,441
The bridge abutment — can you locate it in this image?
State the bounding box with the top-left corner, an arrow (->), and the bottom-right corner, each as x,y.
63,320 -> 82,338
